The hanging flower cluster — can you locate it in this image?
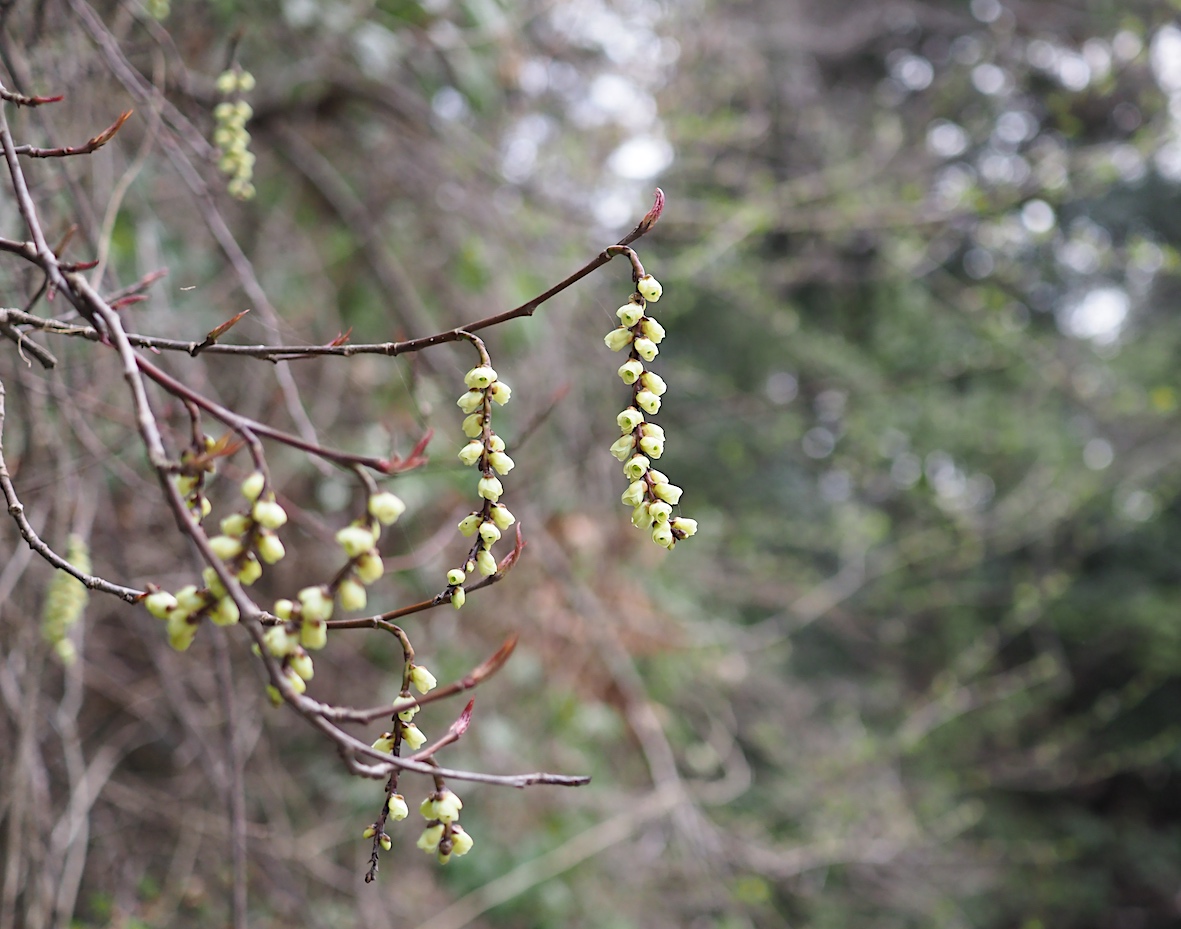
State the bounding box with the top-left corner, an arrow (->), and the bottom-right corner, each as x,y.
212,67 -> 257,201
416,787 -> 474,864
445,360 -> 516,609
603,274 -> 698,549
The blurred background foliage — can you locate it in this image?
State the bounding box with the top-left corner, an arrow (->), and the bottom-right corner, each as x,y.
3,0 -> 1181,927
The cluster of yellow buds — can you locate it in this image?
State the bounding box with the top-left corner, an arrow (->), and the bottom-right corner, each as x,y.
212,68 -> 257,201
331,489 -> 405,613
416,788 -> 474,864
41,535 -> 91,665
446,364 -> 515,609
603,274 -> 698,549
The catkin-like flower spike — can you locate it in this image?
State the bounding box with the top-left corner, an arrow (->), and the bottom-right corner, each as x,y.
602,272 -> 696,549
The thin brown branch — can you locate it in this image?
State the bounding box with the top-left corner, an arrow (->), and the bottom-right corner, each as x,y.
13,109 -> 132,158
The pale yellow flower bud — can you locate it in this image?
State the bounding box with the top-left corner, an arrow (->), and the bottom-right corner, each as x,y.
336,524 -> 376,558
490,504 -> 516,530
409,664 -> 438,694
640,371 -> 667,396
641,316 -> 666,343
289,649 -> 315,681
634,338 -> 659,362
462,413 -> 485,437
202,567 -> 227,599
220,513 -> 251,536
457,390 -> 485,414
479,521 -> 502,545
301,617 -> 328,650
623,455 -> 650,481
604,327 -> 634,352
447,567 -> 467,586
649,500 -> 673,523
458,513 -> 481,536
638,434 -> 664,459
237,555 -> 262,586
417,823 -> 445,853
298,586 -> 333,623
388,794 -> 409,821
621,480 -> 646,508
617,301 -> 644,328
488,381 -> 512,405
451,586 -> 466,609
617,408 -> 645,433
240,471 -> 266,501
379,833 -> 392,851
631,503 -> 655,530
671,517 -> 698,538
264,625 -> 293,657
610,434 -> 636,461
401,723 -> 427,750
145,591 -> 177,619
257,532 -> 286,564
652,482 -> 683,505
433,789 -> 463,823
458,441 -> 484,467
356,552 -> 384,585
488,451 -> 514,475
652,522 -> 675,549
476,548 -> 498,576
252,499 -> 288,529
209,535 -> 243,561
450,824 -> 474,856
487,433 -> 506,452
636,389 -> 661,415
636,274 -> 662,302
339,578 -> 368,612
477,475 -> 503,502
371,733 -> 395,754
464,365 -> 498,389
363,825 -> 377,839
216,70 -> 237,94
273,598 -> 294,620
167,612 -> 198,652
618,359 -> 644,384
368,491 -> 406,525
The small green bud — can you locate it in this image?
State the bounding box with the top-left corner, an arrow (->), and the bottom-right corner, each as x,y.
363,825 -> 377,839
447,567 -> 467,586
380,833 -> 392,851
298,586 -> 334,623
451,586 -> 466,609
